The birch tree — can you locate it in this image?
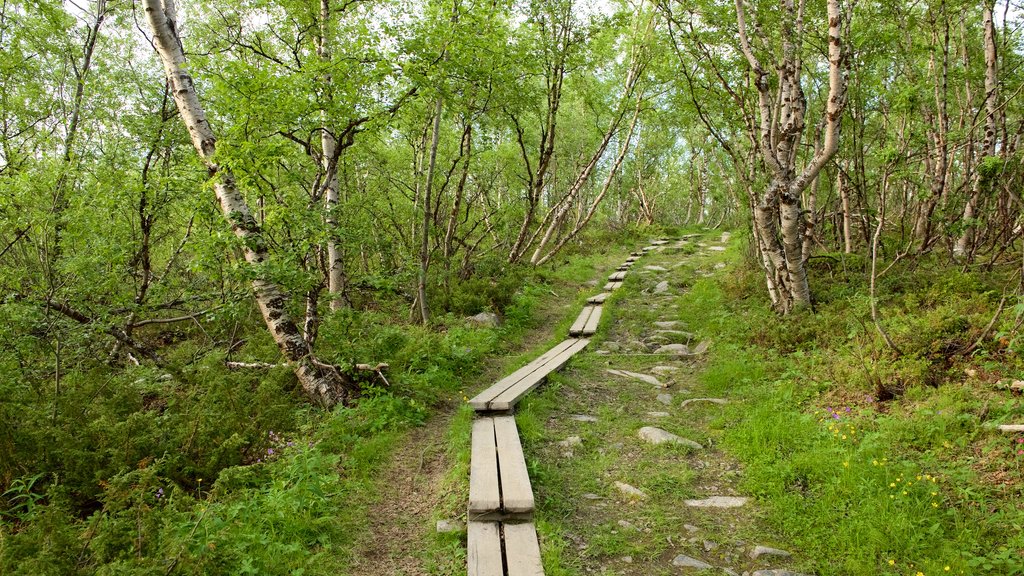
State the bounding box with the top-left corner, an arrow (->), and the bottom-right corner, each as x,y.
144,0 -> 355,406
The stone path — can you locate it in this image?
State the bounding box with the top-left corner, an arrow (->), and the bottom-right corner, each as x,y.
523,232 -> 811,576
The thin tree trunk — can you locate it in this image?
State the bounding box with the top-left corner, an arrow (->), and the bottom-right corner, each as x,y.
144,0 -> 353,406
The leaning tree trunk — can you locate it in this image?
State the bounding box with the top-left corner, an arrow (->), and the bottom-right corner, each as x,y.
144,0 -> 354,407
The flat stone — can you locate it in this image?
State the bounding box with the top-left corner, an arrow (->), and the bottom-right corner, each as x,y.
558,436 -> 582,448
692,340 -> 710,355
751,571 -> 812,576
466,311 -> 500,328
644,265 -> 668,272
671,555 -> 713,570
708,246 -> 726,251
651,365 -> 680,375
653,321 -> 680,329
685,496 -> 749,508
657,393 -> 673,405
638,426 -> 703,449
703,540 -> 719,552
607,369 -> 665,388
436,519 -> 465,533
621,556 -> 633,563
750,546 -> 792,560
648,411 -> 670,417
570,414 -> 598,422
614,481 -> 647,499
680,397 -> 728,408
582,493 -> 602,500
714,263 -> 726,269
683,524 -> 699,533
655,343 -> 690,355
617,519 -> 638,531
653,281 -> 670,294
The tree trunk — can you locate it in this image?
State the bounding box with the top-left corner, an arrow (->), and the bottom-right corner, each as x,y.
144,0 -> 354,407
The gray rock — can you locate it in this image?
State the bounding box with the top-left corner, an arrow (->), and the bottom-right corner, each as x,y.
647,411 -> 670,417
653,280 -> 670,294
622,556 -> 633,564
672,555 -> 713,570
644,265 -> 668,272
638,426 -> 703,449
685,496 -> 749,508
751,571 -> 812,576
655,343 -> 690,355
703,540 -> 719,552
436,519 -> 465,533
721,232 -> 732,242
558,436 -> 582,448
466,311 -> 500,328
692,340 -> 710,355
708,246 -> 727,252
570,414 -> 598,422
680,397 -> 729,408
607,369 -> 665,388
657,393 -> 673,405
617,519 -> 638,531
714,263 -> 727,270
654,321 -> 680,329
683,524 -> 700,533
750,546 -> 792,560
582,493 -> 602,500
614,481 -> 647,499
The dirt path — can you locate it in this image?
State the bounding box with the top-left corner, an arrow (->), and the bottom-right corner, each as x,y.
346,251 -> 626,576
347,409 -> 458,576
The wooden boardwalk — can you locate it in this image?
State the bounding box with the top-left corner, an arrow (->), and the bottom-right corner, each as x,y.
465,240 -> 666,575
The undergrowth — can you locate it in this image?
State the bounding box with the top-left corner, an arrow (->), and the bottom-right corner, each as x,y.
0,229 -> 644,575
680,233 -> 1024,575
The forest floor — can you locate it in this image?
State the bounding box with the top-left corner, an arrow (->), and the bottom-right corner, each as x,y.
346,231 -> 1024,576
348,233 -> 810,575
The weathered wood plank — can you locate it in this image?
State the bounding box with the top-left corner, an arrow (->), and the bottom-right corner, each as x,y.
468,339 -> 577,410
568,306 -> 594,336
604,281 -> 623,291
488,339 -> 590,411
503,522 -> 545,576
581,305 -> 602,336
467,521 -> 504,576
469,418 -> 501,520
650,239 -> 669,245
998,424 -> 1024,432
587,292 -> 610,304
493,416 -> 534,517
607,271 -> 627,281
625,256 -> 640,263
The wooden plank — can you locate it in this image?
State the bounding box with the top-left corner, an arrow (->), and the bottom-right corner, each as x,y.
581,305 -> 602,336
607,271 -> 626,281
999,424 -> 1024,432
604,281 -> 622,291
625,256 -> 640,262
488,339 -> 590,410
568,306 -> 594,336
493,416 -> 534,517
469,418 -> 501,520
650,239 -> 669,245
587,292 -> 610,304
503,522 -> 545,576
467,521 -> 504,576
469,339 -> 577,410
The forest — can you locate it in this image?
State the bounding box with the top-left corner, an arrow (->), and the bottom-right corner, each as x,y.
2,0 -> 1024,573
